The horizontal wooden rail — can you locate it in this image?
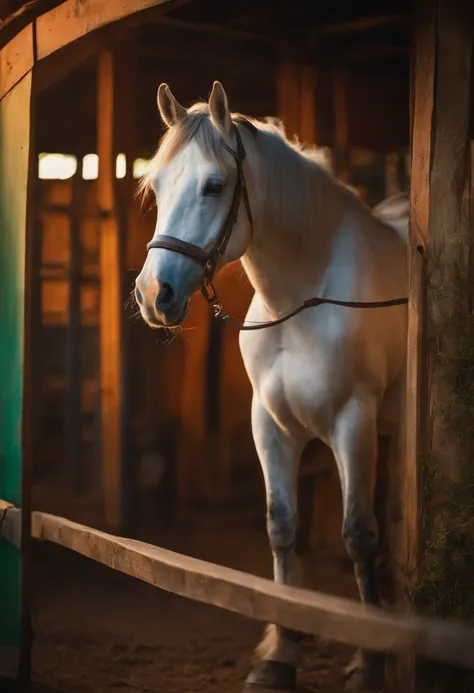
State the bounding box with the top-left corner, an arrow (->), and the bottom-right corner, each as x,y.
1,501 -> 474,669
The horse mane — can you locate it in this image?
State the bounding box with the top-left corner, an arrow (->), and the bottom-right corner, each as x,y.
139,100 -> 372,257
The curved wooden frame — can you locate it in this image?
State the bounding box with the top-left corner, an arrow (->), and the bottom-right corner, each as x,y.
0,0 -> 180,100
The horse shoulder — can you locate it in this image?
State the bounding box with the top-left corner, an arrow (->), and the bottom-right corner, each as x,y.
238,293 -> 283,383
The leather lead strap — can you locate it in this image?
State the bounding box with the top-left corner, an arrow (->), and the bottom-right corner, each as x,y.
213,295 -> 409,332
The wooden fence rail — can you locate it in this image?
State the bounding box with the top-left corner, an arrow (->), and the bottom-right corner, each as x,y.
1,499 -> 474,670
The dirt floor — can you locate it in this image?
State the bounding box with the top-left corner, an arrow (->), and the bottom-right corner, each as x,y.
29,498 -> 358,693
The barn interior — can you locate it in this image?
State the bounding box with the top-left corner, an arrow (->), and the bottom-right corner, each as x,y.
1,0 -> 418,691
31,0 -> 411,531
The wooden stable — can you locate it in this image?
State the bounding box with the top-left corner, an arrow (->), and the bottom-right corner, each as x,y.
0,0 -> 473,690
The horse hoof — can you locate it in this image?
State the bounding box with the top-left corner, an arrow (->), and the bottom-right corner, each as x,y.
344,652 -> 385,691
245,660 -> 297,691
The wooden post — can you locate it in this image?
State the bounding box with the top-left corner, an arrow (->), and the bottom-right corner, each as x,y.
175,295 -> 212,519
277,59 -> 318,145
407,0 -> 473,688
299,65 -> 318,146
333,71 -> 350,180
0,70 -> 35,686
114,39 -> 137,532
277,60 -> 301,142
97,43 -> 136,532
66,173 -> 84,494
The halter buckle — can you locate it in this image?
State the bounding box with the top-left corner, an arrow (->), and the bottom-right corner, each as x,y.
213,302 -> 224,318
201,280 -> 217,304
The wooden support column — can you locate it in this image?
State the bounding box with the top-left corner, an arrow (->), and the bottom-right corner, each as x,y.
333,71 -> 350,180
277,59 -> 318,145
66,174 -> 84,494
115,39 -> 137,532
176,295 -> 212,520
0,66 -> 35,685
299,65 -> 318,146
97,43 -> 135,532
407,0 -> 473,689
277,60 -> 301,142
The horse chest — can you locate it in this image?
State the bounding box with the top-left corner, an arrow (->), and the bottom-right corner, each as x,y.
245,341 -> 335,437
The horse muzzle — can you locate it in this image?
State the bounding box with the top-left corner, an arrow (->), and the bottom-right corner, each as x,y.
135,279 -> 188,328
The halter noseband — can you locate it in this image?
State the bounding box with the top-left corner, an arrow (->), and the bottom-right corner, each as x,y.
146,117 -> 256,313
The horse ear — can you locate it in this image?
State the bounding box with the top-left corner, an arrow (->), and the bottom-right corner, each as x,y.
157,83 -> 186,128
209,81 -> 232,135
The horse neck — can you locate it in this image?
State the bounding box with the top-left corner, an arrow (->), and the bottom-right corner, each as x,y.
241,133 -> 362,313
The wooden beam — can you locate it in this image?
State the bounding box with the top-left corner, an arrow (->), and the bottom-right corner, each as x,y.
175,295 -> 212,518
138,45 -> 276,79
96,40 -> 137,532
225,7 -> 291,30
409,0 -> 473,563
277,60 -> 317,145
299,65 -> 318,146
35,0 -> 179,59
340,44 -> 409,63
276,60 -> 299,141
333,71 -> 350,179
34,21 -> 130,94
153,16 -> 274,44
97,50 -> 126,531
405,0 -> 435,596
313,13 -> 406,39
407,0 -> 473,685
34,1 -> 194,95
0,0 -> 55,49
0,71 -> 35,685
0,24 -> 33,100
148,16 -> 278,47
115,38 -> 137,532
1,504 -> 474,669
65,174 -> 83,493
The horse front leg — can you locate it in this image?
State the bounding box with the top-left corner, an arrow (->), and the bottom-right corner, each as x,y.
332,395 -> 385,692
245,397 -> 306,692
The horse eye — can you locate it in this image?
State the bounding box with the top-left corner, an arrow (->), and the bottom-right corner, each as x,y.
202,179 -> 224,196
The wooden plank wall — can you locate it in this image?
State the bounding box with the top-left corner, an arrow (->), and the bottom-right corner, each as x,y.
36,179 -> 101,492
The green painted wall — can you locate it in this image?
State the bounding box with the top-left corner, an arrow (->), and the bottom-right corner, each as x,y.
0,73 -> 32,654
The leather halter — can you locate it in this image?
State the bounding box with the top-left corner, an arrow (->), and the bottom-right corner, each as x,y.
145,117 -> 408,331
146,117 -> 255,307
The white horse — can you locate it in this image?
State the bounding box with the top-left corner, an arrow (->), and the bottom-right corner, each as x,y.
135,81 -> 408,692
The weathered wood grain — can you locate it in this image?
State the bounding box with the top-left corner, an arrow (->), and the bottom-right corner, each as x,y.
0,23 -> 33,99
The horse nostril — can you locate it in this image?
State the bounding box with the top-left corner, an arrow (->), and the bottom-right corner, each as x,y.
155,282 -> 175,311
135,285 -> 144,306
